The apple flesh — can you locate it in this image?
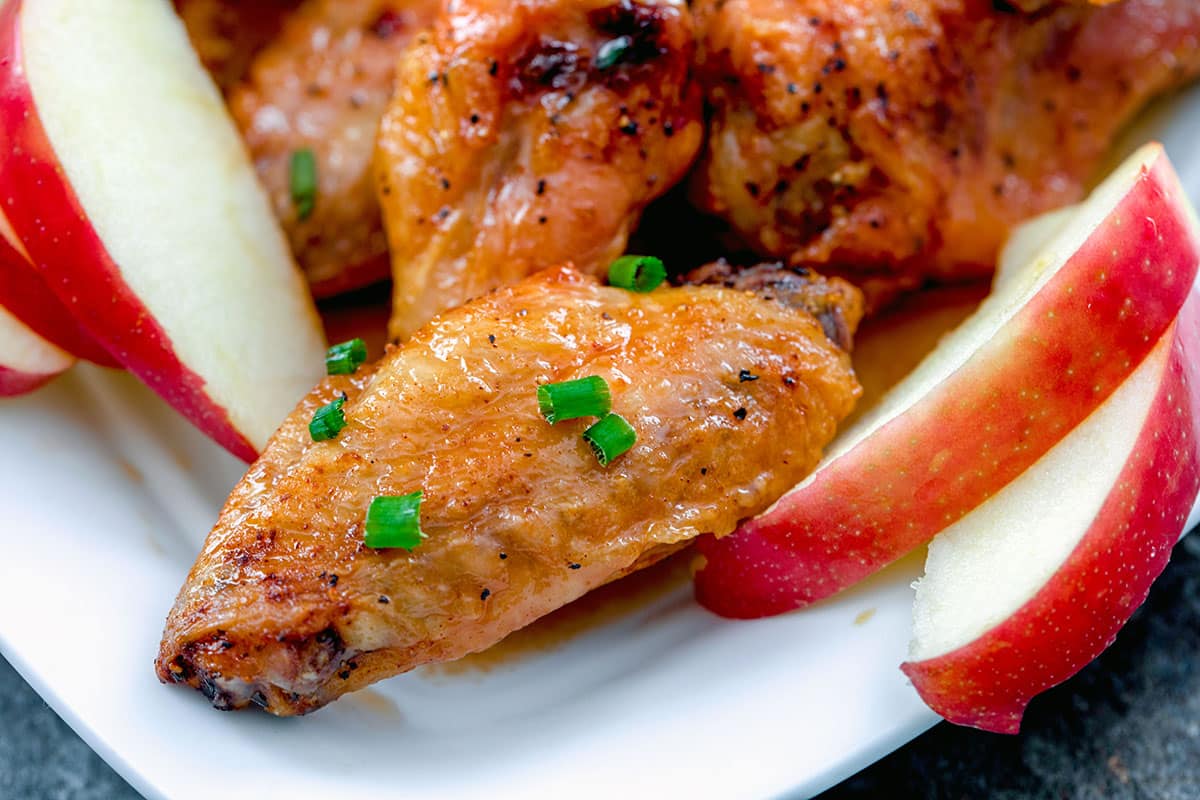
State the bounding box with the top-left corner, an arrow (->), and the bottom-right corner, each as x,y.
0,0 -> 327,460
0,302 -> 72,395
695,143 -> 1200,618
0,207 -> 116,366
902,300 -> 1200,733
995,204 -> 1078,290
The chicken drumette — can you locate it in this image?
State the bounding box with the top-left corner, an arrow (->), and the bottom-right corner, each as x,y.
228,0 -> 438,297
375,0 -> 703,340
691,0 -> 1200,306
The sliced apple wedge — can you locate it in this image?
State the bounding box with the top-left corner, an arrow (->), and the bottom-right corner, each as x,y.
0,0 -> 326,460
0,207 -> 116,366
0,303 -> 72,395
695,143 -> 1200,618
903,300 -> 1200,733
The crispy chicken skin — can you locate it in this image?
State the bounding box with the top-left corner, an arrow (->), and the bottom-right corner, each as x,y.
375,0 -> 704,341
229,0 -> 438,297
157,266 -> 860,714
683,260 -> 863,352
691,0 -> 1200,305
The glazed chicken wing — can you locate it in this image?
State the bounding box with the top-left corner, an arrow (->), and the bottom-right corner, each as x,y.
157,265 -> 861,714
692,0 -> 1200,305
229,0 -> 438,297
375,0 -> 703,341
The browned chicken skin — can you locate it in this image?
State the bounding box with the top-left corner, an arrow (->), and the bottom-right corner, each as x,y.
683,260 -> 862,351
157,265 -> 861,714
229,0 -> 438,297
691,0 -> 1200,306
375,0 -> 704,341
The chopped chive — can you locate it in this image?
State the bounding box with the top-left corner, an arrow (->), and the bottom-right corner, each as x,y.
583,413 -> 636,466
538,376 -> 612,424
608,255 -> 666,293
596,35 -> 633,69
309,396 -> 347,441
290,148 -> 318,221
326,338 -> 367,375
364,491 -> 427,550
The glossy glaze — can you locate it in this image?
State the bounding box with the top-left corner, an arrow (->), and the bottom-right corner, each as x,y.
157,266 -> 860,714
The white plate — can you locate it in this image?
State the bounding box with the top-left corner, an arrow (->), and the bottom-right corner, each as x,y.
2,86 -> 1200,800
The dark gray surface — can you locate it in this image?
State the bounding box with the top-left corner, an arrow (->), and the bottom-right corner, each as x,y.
0,657 -> 141,800
2,535 -> 1197,800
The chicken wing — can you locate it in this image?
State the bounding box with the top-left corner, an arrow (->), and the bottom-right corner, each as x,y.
375,0 -> 703,341
229,0 -> 438,297
157,265 -> 861,714
691,0 -> 1200,306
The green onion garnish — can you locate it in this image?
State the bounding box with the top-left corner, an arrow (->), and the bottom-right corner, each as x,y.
290,148 -> 318,221
309,396 -> 346,441
538,376 -> 612,424
326,338 -> 367,375
364,491 -> 427,550
608,255 -> 666,293
583,413 -> 636,466
596,35 -> 633,69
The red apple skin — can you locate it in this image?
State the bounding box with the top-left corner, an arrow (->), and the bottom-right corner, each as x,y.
0,0 -> 256,461
900,308 -> 1200,734
0,213 -> 117,366
0,362 -> 60,395
695,151 -> 1200,618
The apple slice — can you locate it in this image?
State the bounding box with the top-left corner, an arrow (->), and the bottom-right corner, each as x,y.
694,143 -> 1200,618
902,300 -> 1200,733
0,302 -> 72,395
994,204 -> 1078,290
0,207 -> 117,366
0,0 -> 327,460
